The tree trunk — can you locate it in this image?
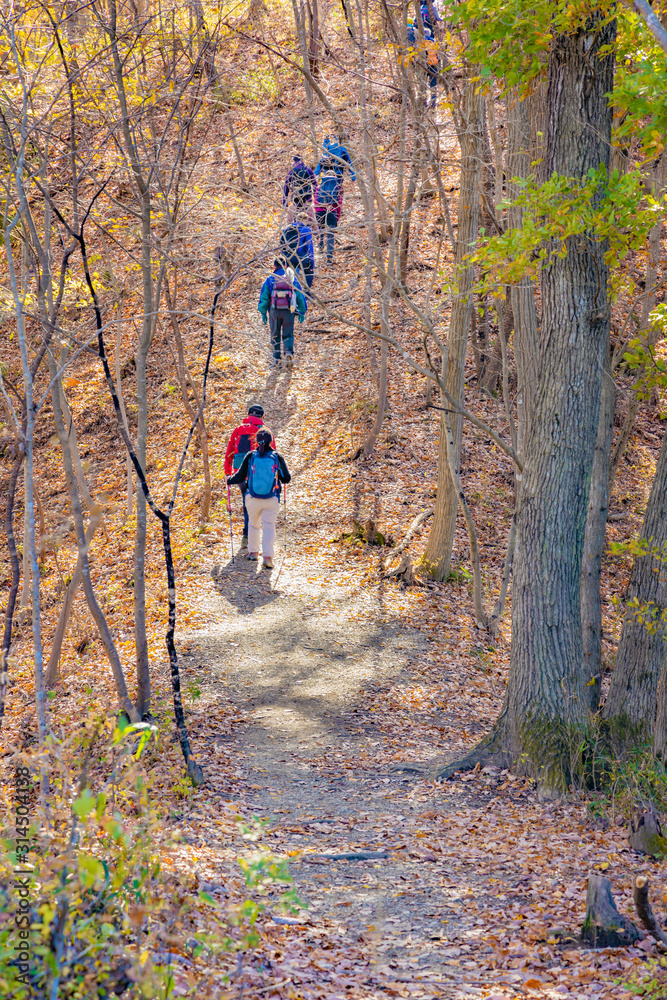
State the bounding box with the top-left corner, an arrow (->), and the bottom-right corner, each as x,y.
603,427 -> 667,743
0,453 -> 24,731
45,509 -> 104,689
506,86 -> 539,452
500,16 -> 615,782
134,207 -> 152,719
581,349 -> 616,709
423,73 -> 483,580
47,350 -> 138,722
165,274 -> 211,523
438,15 -> 616,784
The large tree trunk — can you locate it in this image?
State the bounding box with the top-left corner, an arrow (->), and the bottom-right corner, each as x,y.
438,15 -> 616,785
581,350 -> 616,709
423,73 -> 483,580
501,16 -> 615,782
603,427 -> 667,744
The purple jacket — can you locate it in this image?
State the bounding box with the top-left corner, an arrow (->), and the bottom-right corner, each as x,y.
283,160 -> 317,206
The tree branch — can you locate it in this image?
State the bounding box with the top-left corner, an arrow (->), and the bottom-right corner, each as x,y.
634,0 -> 667,57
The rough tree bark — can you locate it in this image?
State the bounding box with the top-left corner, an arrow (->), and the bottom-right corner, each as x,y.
438,14 -> 616,784
505,86 -> 540,451
581,349 -> 616,709
423,73 -> 483,580
603,427 -> 667,744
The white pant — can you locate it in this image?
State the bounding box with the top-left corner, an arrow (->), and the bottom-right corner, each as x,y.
245,495 -> 280,558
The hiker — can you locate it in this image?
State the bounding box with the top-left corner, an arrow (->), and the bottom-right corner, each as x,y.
224,404 -> 274,549
258,257 -> 307,368
314,158 -> 343,264
315,135 -> 355,224
420,0 -> 443,36
424,27 -> 439,109
316,135 -> 355,183
283,153 -> 317,228
227,427 -> 291,570
279,215 -> 315,289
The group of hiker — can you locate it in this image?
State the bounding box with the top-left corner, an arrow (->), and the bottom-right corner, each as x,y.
257,134 -> 356,368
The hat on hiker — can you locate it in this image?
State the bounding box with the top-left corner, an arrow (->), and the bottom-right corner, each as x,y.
248,404 -> 264,417
293,153 -> 303,162
274,256 -> 286,270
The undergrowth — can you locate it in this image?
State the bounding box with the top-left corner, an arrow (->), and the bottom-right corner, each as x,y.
0,719 -> 299,998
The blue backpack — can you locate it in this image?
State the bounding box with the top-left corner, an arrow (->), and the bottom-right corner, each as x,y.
317,169 -> 341,205
247,450 -> 280,499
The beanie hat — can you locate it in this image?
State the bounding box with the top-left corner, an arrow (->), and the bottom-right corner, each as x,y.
248,404 -> 264,417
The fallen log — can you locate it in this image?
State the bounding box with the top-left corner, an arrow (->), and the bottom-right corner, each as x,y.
580,874 -> 640,947
302,851 -> 389,862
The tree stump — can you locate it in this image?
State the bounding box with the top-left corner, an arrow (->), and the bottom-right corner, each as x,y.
628,804 -> 667,860
580,874 -> 640,947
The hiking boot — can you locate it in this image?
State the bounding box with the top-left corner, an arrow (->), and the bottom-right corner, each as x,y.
262,556 -> 274,570
240,535 -> 248,550
285,353 -> 293,369
247,551 -> 258,561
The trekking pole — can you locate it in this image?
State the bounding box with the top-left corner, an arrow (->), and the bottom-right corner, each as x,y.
283,483 -> 287,551
226,483 -> 235,564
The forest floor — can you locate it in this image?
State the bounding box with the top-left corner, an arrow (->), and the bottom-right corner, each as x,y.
163,292 -> 666,999
3,54 -> 667,1000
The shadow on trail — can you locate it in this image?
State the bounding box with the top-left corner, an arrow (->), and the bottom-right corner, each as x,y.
257,367 -> 296,436
211,556 -> 281,616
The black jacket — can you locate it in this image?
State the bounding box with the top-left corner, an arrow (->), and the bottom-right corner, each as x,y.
227,448 -> 291,489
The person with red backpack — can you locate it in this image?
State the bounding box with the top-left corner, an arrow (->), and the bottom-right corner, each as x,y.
258,258 -> 307,368
227,427 -> 291,570
314,158 -> 343,263
224,404 -> 274,549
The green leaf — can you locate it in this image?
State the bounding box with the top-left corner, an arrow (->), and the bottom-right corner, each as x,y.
73,787 -> 96,818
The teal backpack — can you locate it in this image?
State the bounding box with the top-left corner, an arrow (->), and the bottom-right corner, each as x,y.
247,451 -> 280,499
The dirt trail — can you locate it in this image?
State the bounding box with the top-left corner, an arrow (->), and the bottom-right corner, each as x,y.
179,301 -> 506,999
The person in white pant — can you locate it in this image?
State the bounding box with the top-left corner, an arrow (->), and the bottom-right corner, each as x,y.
226,428 -> 291,570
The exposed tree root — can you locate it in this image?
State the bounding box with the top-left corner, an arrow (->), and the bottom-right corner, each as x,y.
383,508 -> 433,569
435,727 -> 510,780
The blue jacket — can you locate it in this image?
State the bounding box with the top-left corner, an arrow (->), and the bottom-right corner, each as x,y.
280,222 -> 315,273
421,2 -> 442,30
295,222 -> 314,272
316,138 -> 355,182
258,269 -> 307,320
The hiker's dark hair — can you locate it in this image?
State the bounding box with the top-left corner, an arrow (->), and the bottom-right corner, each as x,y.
293,152 -> 302,161
256,427 -> 272,456
274,256 -> 285,270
